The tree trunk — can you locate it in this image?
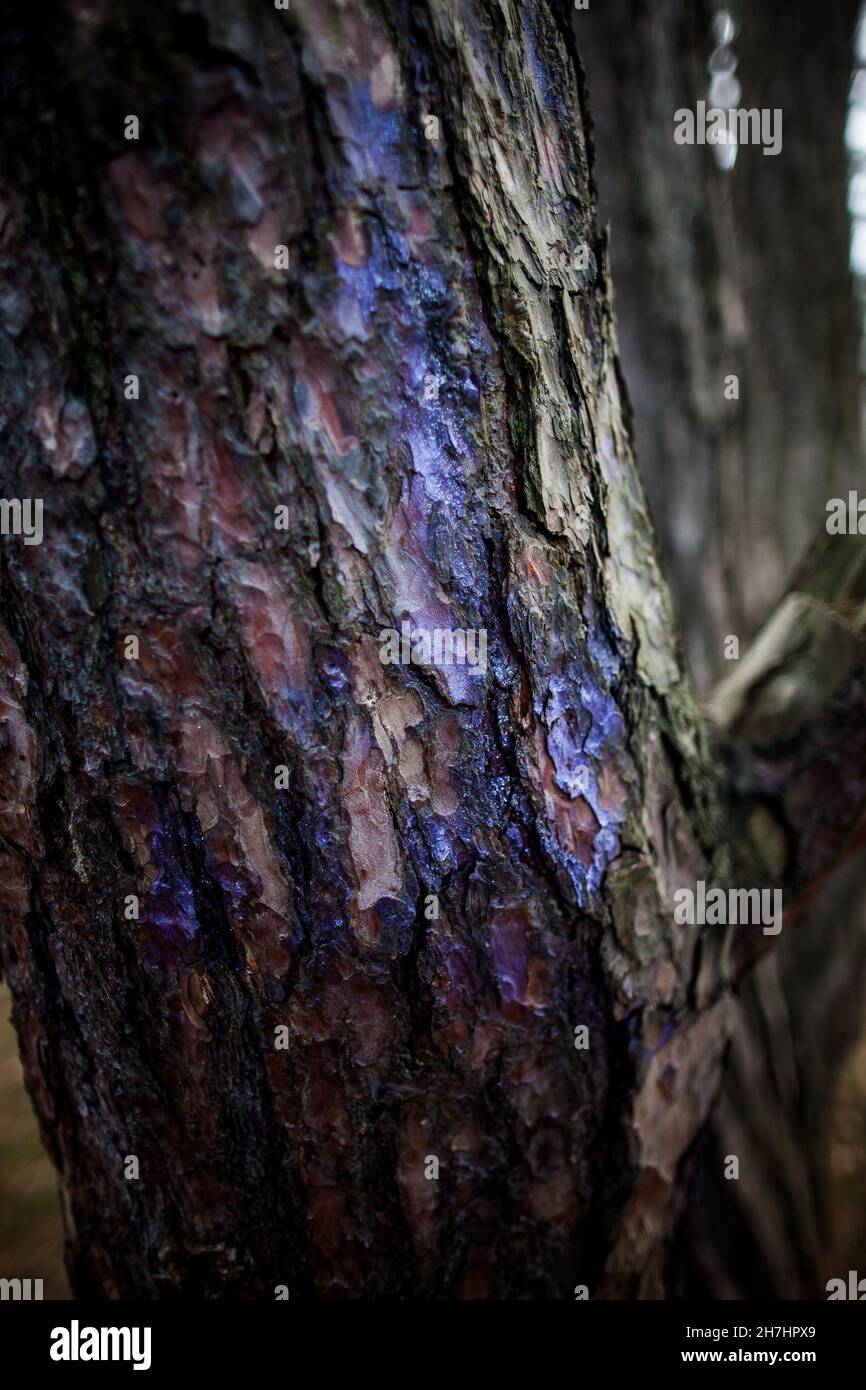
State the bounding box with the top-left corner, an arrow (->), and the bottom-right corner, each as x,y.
0,0 -> 863,1299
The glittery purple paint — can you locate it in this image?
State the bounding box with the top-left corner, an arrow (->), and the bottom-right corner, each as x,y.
146,825 -> 201,943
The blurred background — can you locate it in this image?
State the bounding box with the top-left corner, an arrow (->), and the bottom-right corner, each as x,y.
580,0 -> 866,1296
0,983 -> 68,1296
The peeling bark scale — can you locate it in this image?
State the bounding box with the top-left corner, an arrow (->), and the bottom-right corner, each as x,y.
0,0 -> 864,1299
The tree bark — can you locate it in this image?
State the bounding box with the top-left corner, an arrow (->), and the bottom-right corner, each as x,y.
0,0 -> 862,1299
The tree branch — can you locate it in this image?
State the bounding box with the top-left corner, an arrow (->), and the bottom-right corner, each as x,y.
707,529 -> 866,976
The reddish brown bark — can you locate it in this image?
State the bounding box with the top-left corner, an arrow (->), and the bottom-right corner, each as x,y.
0,0 -> 863,1301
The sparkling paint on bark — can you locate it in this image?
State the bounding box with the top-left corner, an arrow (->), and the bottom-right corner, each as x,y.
146,825 -> 201,947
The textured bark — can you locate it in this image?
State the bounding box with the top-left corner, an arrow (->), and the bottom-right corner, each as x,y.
0,0 -> 862,1301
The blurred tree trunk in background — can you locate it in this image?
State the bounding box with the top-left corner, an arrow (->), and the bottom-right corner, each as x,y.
581,0 -> 866,1296
581,0 -> 862,694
